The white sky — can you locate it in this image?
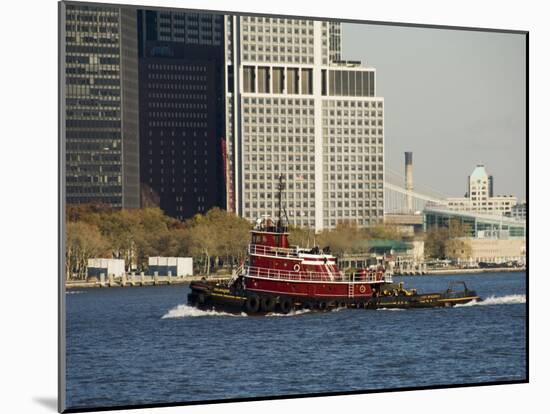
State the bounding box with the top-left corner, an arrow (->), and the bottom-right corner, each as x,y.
342,23 -> 526,200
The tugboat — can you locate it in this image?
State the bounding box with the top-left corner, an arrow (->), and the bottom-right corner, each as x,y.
188,176 -> 481,314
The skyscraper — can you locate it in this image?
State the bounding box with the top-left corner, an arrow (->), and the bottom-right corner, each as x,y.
224,16 -> 384,231
137,10 -> 225,220
64,3 -> 140,208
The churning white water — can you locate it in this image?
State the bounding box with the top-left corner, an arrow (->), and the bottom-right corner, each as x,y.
161,304 -> 246,319
456,294 -> 526,307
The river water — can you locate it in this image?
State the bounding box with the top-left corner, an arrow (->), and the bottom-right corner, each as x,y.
65,271 -> 526,410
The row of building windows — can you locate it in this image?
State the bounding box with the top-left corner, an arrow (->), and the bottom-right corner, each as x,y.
243,35 -> 313,45
66,119 -> 121,128
66,77 -> 120,86
147,83 -> 208,91
146,112 -> 208,119
242,16 -> 314,25
324,191 -> 384,200
243,54 -> 314,64
245,182 -> 313,190
324,154 -> 383,163
324,175 -> 384,185
242,144 -> 314,153
147,101 -> 208,110
325,137 -> 383,146
147,63 -> 207,72
245,163 -> 314,171
244,173 -> 313,181
66,110 -> 120,118
245,192 -> 315,200
324,164 -> 384,171
66,68 -> 120,77
66,185 -> 122,194
66,35 -> 118,45
67,45 -> 120,54
146,93 -> 207,100
244,116 -> 314,125
66,175 -> 121,184
243,140 -> 315,148
66,56 -> 119,65
244,106 -> 314,114
244,97 -> 314,106
243,159 -> 384,170
146,131 -> 209,140
325,100 -> 383,108
146,121 -> 208,128
324,110 -> 383,117
323,147 -> 383,155
147,73 -> 207,82
66,24 -> 119,34
245,153 -> 314,161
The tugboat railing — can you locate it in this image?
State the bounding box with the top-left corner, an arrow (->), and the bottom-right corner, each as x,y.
248,244 -> 299,258
244,265 -> 392,283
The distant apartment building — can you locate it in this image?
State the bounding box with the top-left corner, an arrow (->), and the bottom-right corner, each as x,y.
63,3 -> 140,208
446,165 -> 517,216
224,16 -> 384,231
137,10 -> 226,220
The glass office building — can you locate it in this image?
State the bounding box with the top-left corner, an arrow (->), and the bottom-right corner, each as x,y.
137,10 -> 225,220
63,3 -> 140,208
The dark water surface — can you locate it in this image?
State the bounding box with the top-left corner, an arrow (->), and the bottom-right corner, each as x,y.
66,272 -> 526,410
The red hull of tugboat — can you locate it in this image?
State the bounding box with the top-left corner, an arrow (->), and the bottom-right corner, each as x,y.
244,276 -> 374,299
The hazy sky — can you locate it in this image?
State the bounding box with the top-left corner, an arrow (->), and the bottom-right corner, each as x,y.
342,23 -> 526,200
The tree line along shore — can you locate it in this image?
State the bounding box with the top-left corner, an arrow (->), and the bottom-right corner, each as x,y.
65,204 -> 476,281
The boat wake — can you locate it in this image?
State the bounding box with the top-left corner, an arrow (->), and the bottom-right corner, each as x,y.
162,305 -> 348,319
161,304 -> 246,319
456,294 -> 526,307
376,308 -> 406,311
66,290 -> 85,295
265,309 -> 311,317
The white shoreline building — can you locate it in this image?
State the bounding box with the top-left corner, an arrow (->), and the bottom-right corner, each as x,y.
224,16 -> 384,231
446,164 -> 517,216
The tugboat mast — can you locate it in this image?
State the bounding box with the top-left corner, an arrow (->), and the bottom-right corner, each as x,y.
276,175 -> 288,232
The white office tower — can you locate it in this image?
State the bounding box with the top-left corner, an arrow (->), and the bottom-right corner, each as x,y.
224,16 -> 384,231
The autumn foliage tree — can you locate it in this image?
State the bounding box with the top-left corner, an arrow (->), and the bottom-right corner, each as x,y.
66,221 -> 109,280
186,208 -> 251,275
65,205 -> 251,279
424,219 -> 472,260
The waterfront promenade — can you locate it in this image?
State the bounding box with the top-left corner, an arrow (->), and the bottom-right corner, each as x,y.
423,267 -> 525,275
65,273 -> 232,289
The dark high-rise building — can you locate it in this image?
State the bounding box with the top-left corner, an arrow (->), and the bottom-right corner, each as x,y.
138,10 -> 225,220
64,3 -> 140,208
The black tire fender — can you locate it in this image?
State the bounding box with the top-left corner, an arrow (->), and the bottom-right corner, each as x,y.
279,297 -> 293,314
245,295 -> 260,313
260,296 -> 276,312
